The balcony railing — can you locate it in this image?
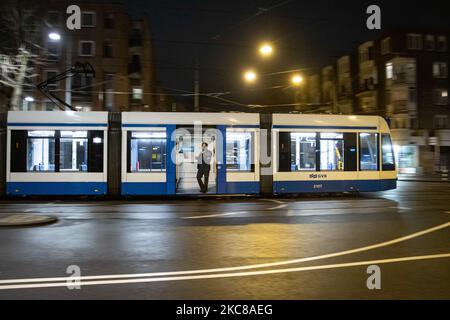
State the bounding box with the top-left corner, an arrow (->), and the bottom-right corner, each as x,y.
387,100 -> 417,115
128,62 -> 142,75
387,72 -> 416,85
357,82 -> 376,94
129,37 -> 142,48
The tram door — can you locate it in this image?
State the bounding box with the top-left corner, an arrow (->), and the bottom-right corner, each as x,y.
175,128 -> 217,194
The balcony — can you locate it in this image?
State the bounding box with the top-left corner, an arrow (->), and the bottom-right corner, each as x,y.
357,80 -> 376,95
386,72 -> 416,86
390,129 -> 426,146
387,100 -> 417,115
129,36 -> 142,48
128,62 -> 142,77
434,129 -> 450,146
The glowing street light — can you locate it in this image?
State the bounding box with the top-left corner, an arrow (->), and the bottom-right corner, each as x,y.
48,32 -> 61,41
259,43 -> 273,57
24,96 -> 34,102
243,70 -> 257,83
291,74 -> 303,86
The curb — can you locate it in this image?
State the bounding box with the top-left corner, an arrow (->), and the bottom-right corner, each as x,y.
399,179 -> 450,183
0,214 -> 58,227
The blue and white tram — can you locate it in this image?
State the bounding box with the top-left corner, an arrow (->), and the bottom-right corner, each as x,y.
121,112 -> 260,195
272,113 -> 397,193
2,111 -> 397,197
6,111 -> 108,196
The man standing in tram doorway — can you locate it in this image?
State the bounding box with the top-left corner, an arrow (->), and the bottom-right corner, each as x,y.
196,142 -> 212,193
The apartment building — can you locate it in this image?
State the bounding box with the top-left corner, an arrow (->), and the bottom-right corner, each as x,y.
18,1 -> 156,112
300,29 -> 450,173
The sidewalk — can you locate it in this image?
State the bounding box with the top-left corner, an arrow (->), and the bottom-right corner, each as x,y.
398,173 -> 450,182
0,214 -> 57,227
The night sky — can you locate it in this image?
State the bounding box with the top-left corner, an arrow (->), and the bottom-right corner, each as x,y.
101,0 -> 450,109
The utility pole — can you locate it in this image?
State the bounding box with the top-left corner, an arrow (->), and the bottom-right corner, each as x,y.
194,59 -> 200,112
65,34 -> 72,107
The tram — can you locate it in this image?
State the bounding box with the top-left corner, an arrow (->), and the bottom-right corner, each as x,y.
0,111 -> 397,197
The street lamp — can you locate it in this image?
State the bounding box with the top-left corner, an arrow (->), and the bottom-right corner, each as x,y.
243,70 -> 257,83
259,43 -> 273,58
291,74 -> 303,86
48,32 -> 61,41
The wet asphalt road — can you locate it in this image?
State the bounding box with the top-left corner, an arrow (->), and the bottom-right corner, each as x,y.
0,181 -> 449,299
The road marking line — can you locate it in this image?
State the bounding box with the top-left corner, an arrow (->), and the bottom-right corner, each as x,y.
260,199 -> 285,205
388,206 -> 412,210
1,253 -> 449,290
1,221 -> 448,286
183,211 -> 248,219
267,204 -> 288,210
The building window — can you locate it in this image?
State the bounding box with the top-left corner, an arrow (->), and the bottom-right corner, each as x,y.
434,115 -> 449,129
104,13 -> 114,29
381,37 -> 391,55
132,87 -> 143,101
226,130 -> 255,172
44,70 -> 58,90
407,34 -> 422,50
59,131 -> 88,172
410,117 -> 418,129
129,54 -> 142,73
81,12 -> 96,27
320,133 -> 344,171
409,88 -> 417,103
359,133 -> 378,171
424,35 -> 435,50
103,41 -> 113,58
433,62 -> 448,78
47,11 -> 59,25
129,131 -> 167,172
79,41 -> 95,56
381,134 -> 395,171
27,130 -> 56,172
360,46 -> 374,63
44,101 -> 55,111
290,132 -> 316,171
73,73 -> 93,96
437,36 -> 447,52
386,62 -> 393,79
432,89 -> 449,105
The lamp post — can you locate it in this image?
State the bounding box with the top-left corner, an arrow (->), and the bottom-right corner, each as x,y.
48,32 -> 71,107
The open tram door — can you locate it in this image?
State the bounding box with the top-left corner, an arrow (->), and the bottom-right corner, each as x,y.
174,127 -> 217,194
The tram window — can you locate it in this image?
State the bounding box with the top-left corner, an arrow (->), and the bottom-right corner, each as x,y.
129,131 -> 167,172
226,131 -> 254,172
278,132 -> 291,172
290,132 -> 316,171
88,131 -> 104,172
320,133 -> 344,171
59,131 -> 88,171
26,130 -> 56,172
359,133 -> 378,170
381,133 -> 395,171
343,133 -> 357,171
10,130 -> 27,172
